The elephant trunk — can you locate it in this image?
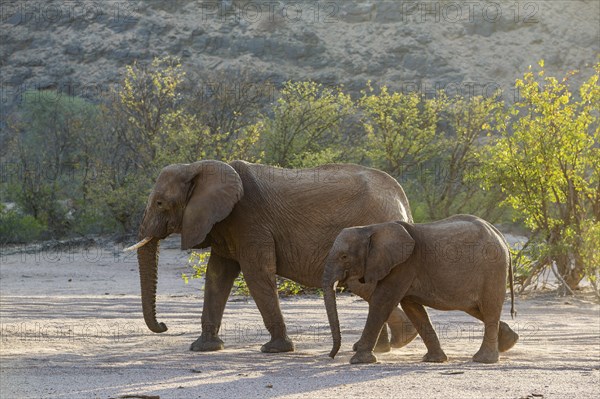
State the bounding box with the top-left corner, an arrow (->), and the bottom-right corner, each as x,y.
323,266 -> 344,358
137,237 -> 168,333
324,284 -> 341,358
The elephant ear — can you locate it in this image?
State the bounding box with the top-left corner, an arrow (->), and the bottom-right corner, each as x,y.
364,222 -> 415,284
181,161 -> 243,250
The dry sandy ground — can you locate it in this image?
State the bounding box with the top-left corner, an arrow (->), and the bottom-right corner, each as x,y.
1,238 -> 599,399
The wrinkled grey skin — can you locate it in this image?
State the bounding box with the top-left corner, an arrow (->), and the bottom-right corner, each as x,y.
323,215 -> 518,364
136,160 -> 417,353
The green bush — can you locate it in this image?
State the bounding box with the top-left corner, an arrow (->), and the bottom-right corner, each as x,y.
259,81 -> 355,168
8,90 -> 101,237
70,206 -> 120,236
183,251 -> 312,297
0,205 -> 46,243
480,61 -> 599,290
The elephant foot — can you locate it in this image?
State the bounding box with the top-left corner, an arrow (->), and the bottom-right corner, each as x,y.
353,328 -> 392,353
374,341 -> 391,353
498,322 -> 519,352
390,326 -> 418,349
352,341 -> 390,353
473,348 -> 499,364
387,308 -> 418,349
260,337 -> 295,353
190,335 -> 224,352
422,350 -> 448,363
350,351 -> 377,364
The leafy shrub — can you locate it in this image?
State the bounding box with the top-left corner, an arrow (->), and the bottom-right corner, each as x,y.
277,278 -> 319,297
6,90 -> 101,237
184,251 -> 311,297
359,83 -> 443,176
510,239 -> 550,290
359,84 -> 506,222
480,61 -> 599,290
581,221 -> 600,298
0,205 -> 46,243
259,81 -> 355,168
184,251 -> 250,296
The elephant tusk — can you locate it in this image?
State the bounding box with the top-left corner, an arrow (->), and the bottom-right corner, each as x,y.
124,237 -> 153,252
332,281 -> 339,290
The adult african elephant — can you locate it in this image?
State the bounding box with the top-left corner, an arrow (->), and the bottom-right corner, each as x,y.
130,160 -> 417,353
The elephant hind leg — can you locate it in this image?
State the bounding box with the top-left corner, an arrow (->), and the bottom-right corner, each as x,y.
465,309 -> 519,353
356,307 -> 418,352
471,302 -> 501,364
387,307 -> 418,348
498,321 -> 519,352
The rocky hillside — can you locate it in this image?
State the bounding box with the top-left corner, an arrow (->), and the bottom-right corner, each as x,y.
1,0 -> 598,111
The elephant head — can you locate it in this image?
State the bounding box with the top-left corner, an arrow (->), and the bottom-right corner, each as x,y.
322,222 -> 415,358
130,160 -> 243,333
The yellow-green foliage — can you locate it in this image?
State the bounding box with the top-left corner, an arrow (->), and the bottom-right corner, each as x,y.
480,61 -> 600,290
119,57 -> 210,166
116,57 -> 263,167
5,90 -> 101,236
581,221 -> 600,294
425,94 -> 506,220
5,56 -> 599,295
359,84 -> 507,222
90,57 -> 262,231
260,81 -> 355,168
359,82 -> 443,176
184,250 -> 312,297
183,251 -> 253,295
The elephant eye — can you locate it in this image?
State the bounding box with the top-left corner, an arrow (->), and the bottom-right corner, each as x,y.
340,254 -> 348,260
156,200 -> 163,207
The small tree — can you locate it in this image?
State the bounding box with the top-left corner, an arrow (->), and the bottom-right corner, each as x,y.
185,69 -> 270,162
359,84 -> 444,179
260,81 -> 355,168
117,57 -> 202,168
480,61 -> 600,291
419,94 -> 507,220
8,90 -> 100,236
93,57 -> 209,231
88,57 -> 192,232
92,57 -> 263,233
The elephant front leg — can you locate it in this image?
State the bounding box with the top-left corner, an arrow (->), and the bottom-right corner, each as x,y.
191,255 -> 240,352
352,325 -> 391,353
401,299 -> 447,362
346,279 -> 416,352
351,299 -> 398,364
241,251 -> 294,353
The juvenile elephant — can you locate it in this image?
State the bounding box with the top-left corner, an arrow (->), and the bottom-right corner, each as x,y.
323,214 -> 518,364
127,160 -> 418,353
